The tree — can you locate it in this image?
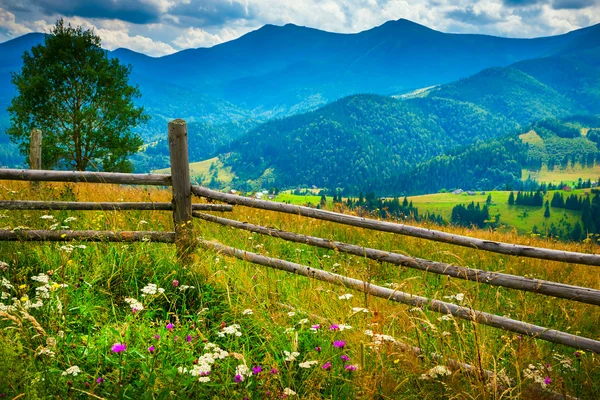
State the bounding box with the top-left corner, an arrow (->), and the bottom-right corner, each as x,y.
7,19 -> 148,172
544,201 -> 551,218
508,192 -> 515,206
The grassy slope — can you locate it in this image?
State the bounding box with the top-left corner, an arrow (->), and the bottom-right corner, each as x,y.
523,164 -> 600,185
154,157 -> 235,184
1,181 -> 599,398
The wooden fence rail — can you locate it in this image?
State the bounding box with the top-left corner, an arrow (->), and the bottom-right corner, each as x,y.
199,238 -> 600,354
191,185 -> 600,267
0,200 -> 232,212
0,229 -> 175,242
0,169 -> 171,186
193,211 -> 600,306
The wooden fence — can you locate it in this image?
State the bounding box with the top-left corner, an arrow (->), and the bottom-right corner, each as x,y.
1,120 -> 600,383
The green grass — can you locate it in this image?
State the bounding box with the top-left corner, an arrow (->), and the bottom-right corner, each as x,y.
154,157 -> 235,184
1,181 -> 599,398
407,190 -> 583,234
523,164 -> 600,185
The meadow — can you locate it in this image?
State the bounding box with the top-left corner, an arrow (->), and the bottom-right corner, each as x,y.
0,180 -> 599,399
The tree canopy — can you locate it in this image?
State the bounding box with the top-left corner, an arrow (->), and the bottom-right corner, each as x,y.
7,19 -> 148,172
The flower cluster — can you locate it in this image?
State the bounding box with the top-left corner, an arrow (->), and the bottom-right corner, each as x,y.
141,283 -> 165,296
217,324 -> 242,337
420,365 -> 452,380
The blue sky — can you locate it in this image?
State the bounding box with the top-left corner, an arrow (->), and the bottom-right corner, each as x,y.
0,0 -> 598,56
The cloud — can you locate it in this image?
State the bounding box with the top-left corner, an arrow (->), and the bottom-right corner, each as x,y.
552,0 -> 598,9
169,0 -> 251,27
445,6 -> 502,25
0,7 -> 32,36
502,0 -> 547,7
3,0 -> 167,24
172,26 -> 246,48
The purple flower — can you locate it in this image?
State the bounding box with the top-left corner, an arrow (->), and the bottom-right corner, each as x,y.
96,377 -> 104,384
148,345 -> 155,353
574,351 -> 581,358
345,365 -> 357,372
166,323 -> 174,330
172,280 -> 179,287
322,362 -> 332,370
311,324 -> 320,330
234,374 -> 243,383
544,376 -> 552,385
270,368 -> 279,375
329,324 -> 339,331
186,335 -> 192,343
153,334 -> 160,340
315,346 -> 321,352
333,340 -> 346,349
341,354 -> 350,361
111,343 -> 127,353
252,365 -> 262,375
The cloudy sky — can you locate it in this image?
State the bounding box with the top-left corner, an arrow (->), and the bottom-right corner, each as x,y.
0,0 -> 598,57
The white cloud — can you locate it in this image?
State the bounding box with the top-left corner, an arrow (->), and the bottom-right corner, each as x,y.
0,8 -> 33,36
173,26 -> 249,48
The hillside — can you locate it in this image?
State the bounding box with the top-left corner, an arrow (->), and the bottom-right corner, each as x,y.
217,41 -> 600,193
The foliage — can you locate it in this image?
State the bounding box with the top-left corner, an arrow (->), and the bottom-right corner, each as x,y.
6,20 -> 148,172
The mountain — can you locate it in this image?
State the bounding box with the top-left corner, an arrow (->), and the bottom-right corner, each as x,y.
0,20 -> 598,170
217,40 -> 600,193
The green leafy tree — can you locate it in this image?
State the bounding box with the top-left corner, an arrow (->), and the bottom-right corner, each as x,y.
7,19 -> 148,172
544,201 -> 551,218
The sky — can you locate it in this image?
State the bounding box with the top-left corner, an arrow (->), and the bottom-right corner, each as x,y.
0,0 -> 598,57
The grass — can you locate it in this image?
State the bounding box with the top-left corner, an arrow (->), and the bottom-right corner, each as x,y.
154,157 -> 235,185
406,190 -> 582,235
523,164 -> 600,185
1,180 -> 599,398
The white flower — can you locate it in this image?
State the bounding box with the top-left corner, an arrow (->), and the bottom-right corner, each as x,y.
297,318 -> 309,325
59,245 -> 74,253
284,351 -> 300,362
139,220 -> 148,225
352,307 -> 369,313
198,376 -> 210,382
63,217 -> 77,223
124,297 -> 144,312
31,273 -> 50,284
338,324 -> 352,331
443,293 -> 465,303
178,285 -> 195,291
242,309 -> 253,315
287,311 -> 296,317
62,365 -> 81,376
75,245 -> 86,249
298,360 -> 318,368
420,365 -> 452,380
2,277 -> 13,289
283,388 -> 296,396
37,348 -> 56,357
338,293 -> 353,300
141,283 -> 164,296
235,364 -> 251,381
40,215 -> 55,220
284,327 -> 295,334
438,315 -> 453,321
217,324 -> 242,337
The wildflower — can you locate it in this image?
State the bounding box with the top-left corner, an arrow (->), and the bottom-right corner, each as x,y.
345,365 -> 357,372
186,335 -> 192,343
544,376 -> 552,385
252,365 -> 262,375
148,345 -> 155,353
62,365 -> 81,376
420,365 -> 452,380
315,346 -> 321,352
111,343 -> 127,353
124,297 -> 144,312
31,273 -> 50,284
299,360 -> 318,368
284,351 -> 300,362
338,324 -> 352,331
574,351 -> 585,358
242,309 -> 254,315
270,368 -> 279,375
322,362 -> 332,370
218,324 -> 242,337
198,376 -> 210,383
235,364 -> 251,382
172,280 -> 179,287
283,388 -> 296,396
141,283 -> 165,296
40,215 -> 54,220
297,318 -> 309,325
234,374 -> 243,383
333,340 -> 346,349
341,355 -> 350,361
330,324 -> 339,331
338,293 -> 353,300
287,311 -> 296,317
166,323 -> 174,330
310,324 -> 320,331
352,307 -> 369,313
154,334 -> 161,340
96,377 -> 104,384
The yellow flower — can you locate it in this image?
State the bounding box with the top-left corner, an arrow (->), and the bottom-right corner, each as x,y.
61,234 -> 67,238
21,296 -> 29,302
19,284 -> 27,289
393,359 -> 400,364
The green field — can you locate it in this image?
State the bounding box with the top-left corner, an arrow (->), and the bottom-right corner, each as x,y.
154,157 -> 235,184
523,164 -> 600,185
407,190 -> 583,234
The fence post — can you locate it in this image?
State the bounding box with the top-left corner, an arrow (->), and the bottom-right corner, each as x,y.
168,119 -> 193,261
29,129 -> 42,189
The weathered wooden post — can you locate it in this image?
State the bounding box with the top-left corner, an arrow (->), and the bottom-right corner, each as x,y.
168,119 -> 194,261
29,129 -> 42,189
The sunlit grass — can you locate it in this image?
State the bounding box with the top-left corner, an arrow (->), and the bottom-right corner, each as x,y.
0,180 -> 599,398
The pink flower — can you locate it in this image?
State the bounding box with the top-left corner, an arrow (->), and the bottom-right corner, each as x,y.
341,355 -> 350,361
148,345 -> 155,353
166,323 -> 174,330
172,280 -> 179,288
345,365 -> 357,372
311,324 -> 320,330
234,374 -> 243,383
111,343 -> 127,353
270,368 -> 279,375
153,334 -> 160,340
252,366 -> 262,375
186,335 -> 192,343
322,362 -> 332,370
329,324 -> 339,331
96,377 -> 104,384
333,340 -> 346,349
315,346 -> 321,352
544,376 -> 552,385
